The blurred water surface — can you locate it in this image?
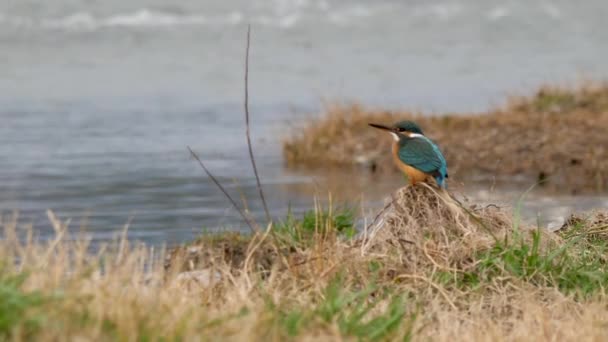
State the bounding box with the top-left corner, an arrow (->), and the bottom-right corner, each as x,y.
1,0 -> 607,245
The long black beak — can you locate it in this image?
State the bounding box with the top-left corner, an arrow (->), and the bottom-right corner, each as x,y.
368,123 -> 396,132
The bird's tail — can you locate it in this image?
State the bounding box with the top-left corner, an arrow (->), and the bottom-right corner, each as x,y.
435,176 -> 447,189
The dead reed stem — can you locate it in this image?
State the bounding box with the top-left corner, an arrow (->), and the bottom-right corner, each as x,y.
187,146 -> 258,233
243,25 -> 271,223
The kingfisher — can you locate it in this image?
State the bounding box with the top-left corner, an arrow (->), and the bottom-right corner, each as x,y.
369,121 -> 448,188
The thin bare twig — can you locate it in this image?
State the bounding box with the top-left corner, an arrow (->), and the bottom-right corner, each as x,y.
365,195 -> 397,232
442,189 -> 500,242
244,25 -> 271,223
187,146 -> 258,234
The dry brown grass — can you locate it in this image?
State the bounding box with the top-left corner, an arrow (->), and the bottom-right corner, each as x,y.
363,185 -> 515,273
1,187 -> 608,341
283,83 -> 608,193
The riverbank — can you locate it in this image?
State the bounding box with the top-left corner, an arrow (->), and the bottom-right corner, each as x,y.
2,186 -> 607,340
283,83 -> 608,194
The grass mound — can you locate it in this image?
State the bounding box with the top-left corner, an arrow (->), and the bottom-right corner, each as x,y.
283,83 -> 608,193
363,185 -> 515,274
362,186 -> 606,297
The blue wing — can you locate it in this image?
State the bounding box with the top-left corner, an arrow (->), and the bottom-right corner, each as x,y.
398,136 -> 448,187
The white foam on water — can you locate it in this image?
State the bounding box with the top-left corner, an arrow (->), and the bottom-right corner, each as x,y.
328,5 -> 373,25
487,6 -> 511,21
46,12 -> 98,30
104,9 -> 186,27
41,9 -> 207,31
277,13 -> 300,28
412,3 -> 464,21
9,8 -> 312,31
540,3 -> 562,19
254,13 -> 300,28
0,2 -> 475,32
201,11 -> 243,27
272,0 -> 310,14
226,11 -> 244,25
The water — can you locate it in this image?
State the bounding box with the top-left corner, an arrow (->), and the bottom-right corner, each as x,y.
1,0 -> 607,245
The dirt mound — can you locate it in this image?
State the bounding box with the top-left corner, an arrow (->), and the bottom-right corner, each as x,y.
362,185 -> 545,273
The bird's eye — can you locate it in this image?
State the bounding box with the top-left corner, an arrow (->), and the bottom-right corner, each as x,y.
398,128 -> 405,132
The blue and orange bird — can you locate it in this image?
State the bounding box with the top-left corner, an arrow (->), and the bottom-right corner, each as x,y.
369,121 -> 448,188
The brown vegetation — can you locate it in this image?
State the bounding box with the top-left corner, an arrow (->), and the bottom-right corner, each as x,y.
158,186 -> 608,339
2,186 -> 608,340
283,83 -> 608,193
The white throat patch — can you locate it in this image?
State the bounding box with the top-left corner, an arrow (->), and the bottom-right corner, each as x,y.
390,132 -> 399,141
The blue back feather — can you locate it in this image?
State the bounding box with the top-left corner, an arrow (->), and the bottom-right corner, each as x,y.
397,135 -> 448,188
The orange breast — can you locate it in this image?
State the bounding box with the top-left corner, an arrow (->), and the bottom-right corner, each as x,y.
392,142 -> 430,185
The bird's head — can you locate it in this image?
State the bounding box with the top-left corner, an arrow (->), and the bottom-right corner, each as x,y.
368,120 -> 424,141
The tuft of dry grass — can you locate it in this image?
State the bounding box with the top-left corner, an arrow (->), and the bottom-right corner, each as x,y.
1,186 -> 608,341
363,185 -> 515,274
283,83 -> 608,193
